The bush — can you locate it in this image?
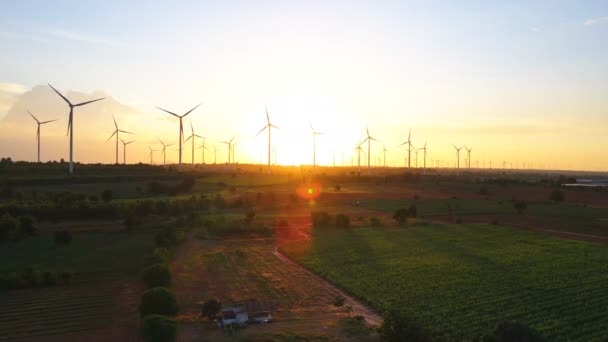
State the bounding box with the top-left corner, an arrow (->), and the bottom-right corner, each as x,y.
513,200 -> 527,215
141,264 -> 171,288
393,208 -> 410,226
333,295 -> 346,307
201,299 -> 222,319
484,321 -> 546,342
101,189 -> 113,202
0,213 -> 19,242
408,204 -> 418,218
141,314 -> 178,342
550,189 -> 564,203
379,309 -> 431,342
335,214 -> 350,228
155,228 -> 178,248
18,216 -> 37,235
139,287 -> 179,317
54,230 -> 72,245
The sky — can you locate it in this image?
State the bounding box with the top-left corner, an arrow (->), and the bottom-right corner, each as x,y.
1,1 -> 607,170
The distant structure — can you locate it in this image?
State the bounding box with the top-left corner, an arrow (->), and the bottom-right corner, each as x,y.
220,137 -> 236,165
400,129 -> 413,168
361,126 -> 378,175
148,145 -> 158,164
158,139 -> 174,165
157,104 -> 200,171
310,122 -> 323,170
418,140 -> 428,173
197,137 -> 209,164
256,105 -> 278,174
452,145 -> 464,169
27,110 -> 56,163
120,139 -> 135,164
184,120 -> 204,165
48,83 -> 105,175
465,147 -> 472,168
107,114 -> 133,164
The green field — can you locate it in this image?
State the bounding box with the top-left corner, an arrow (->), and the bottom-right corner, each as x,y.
281,224 -> 608,340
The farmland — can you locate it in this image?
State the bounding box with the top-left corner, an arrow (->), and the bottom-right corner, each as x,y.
280,224 -> 608,340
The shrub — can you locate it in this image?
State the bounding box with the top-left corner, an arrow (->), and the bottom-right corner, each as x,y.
408,204 -> 418,218
201,299 -> 222,319
484,321 -> 546,342
335,214 -> 350,228
101,189 -> 113,202
379,309 -> 431,342
393,208 -> 410,226
54,230 -> 72,245
513,200 -> 527,215
550,189 -> 564,203
18,216 -> 37,235
139,287 -> 179,317
333,295 -> 346,307
155,228 -> 178,248
141,264 -> 171,288
0,213 -> 19,242
141,314 -> 178,342
153,247 -> 172,263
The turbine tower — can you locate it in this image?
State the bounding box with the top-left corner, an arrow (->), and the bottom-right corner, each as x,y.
156,104 -> 200,171
148,145 -> 158,164
48,84 -> 105,175
213,146 -> 219,164
27,110 -> 56,162
197,138 -> 209,164
399,129 -> 413,168
452,145 -> 463,169
120,139 -> 135,164
107,114 -> 132,164
418,140 -> 428,173
184,120 -> 204,165
382,145 -> 389,168
465,147 -> 472,168
361,126 -> 378,175
354,140 -> 365,176
220,137 -> 235,165
310,123 -> 323,169
158,139 -> 174,165
256,105 -> 278,174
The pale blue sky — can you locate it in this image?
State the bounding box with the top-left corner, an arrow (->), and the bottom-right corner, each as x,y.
1,1 -> 607,169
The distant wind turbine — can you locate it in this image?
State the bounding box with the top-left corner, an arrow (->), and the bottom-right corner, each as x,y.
465,147 -> 472,168
197,138 -> 209,164
107,114 -> 133,164
184,120 -> 204,165
148,145 -> 158,164
310,123 -> 323,169
220,137 -> 235,165
48,83 -> 105,175
418,140 -> 428,172
361,125 -> 379,174
158,139 -> 174,165
27,110 -> 56,162
256,105 -> 278,174
354,140 -> 365,176
156,104 -> 200,171
120,139 -> 135,164
399,129 -> 413,168
213,146 -> 219,164
382,145 -> 389,168
453,145 -> 463,169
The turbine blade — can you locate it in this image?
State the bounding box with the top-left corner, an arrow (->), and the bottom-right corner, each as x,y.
66,115 -> 72,136
157,107 -> 179,117
107,130 -> 117,141
270,124 -> 279,129
119,130 -> 133,134
126,140 -> 135,145
27,110 -> 40,123
182,104 -> 201,117
40,119 -> 57,124
265,104 -> 270,123
74,97 -> 104,107
256,126 -> 267,136
184,135 -> 192,143
48,83 -> 72,105
112,114 -> 118,129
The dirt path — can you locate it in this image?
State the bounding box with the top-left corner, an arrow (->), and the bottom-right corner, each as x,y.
272,247 -> 382,326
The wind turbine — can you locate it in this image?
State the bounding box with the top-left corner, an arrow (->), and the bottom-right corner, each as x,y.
418,140 -> 428,172
158,139 -> 174,165
197,138 -> 209,164
27,110 -> 56,162
156,104 -> 200,171
452,145 -> 463,169
354,140 -> 365,176
220,137 -> 235,165
107,114 -> 132,164
465,147 -> 472,168
382,145 -> 389,168
184,120 -> 204,165
213,146 -> 219,164
120,139 -> 135,164
310,123 -> 323,170
148,145 -> 158,164
399,129 -> 413,168
256,105 -> 278,174
361,126 -> 379,174
232,141 -> 238,164
48,84 -> 105,175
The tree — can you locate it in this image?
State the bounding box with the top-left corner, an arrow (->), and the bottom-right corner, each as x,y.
139,287 -> 179,317
101,189 -> 113,202
201,299 -> 222,319
393,208 -> 410,226
379,309 -> 431,342
550,189 -> 564,203
141,264 -> 171,288
141,315 -> 178,342
484,321 -> 546,342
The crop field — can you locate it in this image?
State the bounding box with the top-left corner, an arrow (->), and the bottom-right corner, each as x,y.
280,224 -> 608,340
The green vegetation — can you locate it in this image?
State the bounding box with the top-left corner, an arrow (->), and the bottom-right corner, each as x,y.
139,287 -> 179,317
141,263 -> 172,288
141,314 -> 178,342
282,224 -> 608,340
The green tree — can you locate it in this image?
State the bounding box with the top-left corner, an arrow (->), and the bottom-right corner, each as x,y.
139,287 -> 179,317
379,309 -> 431,342
141,264 -> 171,288
141,315 -> 178,342
201,299 -> 222,319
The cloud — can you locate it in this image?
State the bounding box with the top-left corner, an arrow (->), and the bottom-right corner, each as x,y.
0,82 -> 29,119
41,28 -> 125,47
583,16 -> 608,26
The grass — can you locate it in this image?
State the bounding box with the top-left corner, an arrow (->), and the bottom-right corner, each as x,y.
0,230 -> 155,278
281,224 -> 608,340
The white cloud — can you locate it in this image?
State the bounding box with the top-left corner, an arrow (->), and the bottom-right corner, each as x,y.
584,16 -> 608,26
0,82 -> 28,119
41,28 -> 125,47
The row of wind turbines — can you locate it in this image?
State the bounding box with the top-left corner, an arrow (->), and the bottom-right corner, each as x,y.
33,83 -> 478,175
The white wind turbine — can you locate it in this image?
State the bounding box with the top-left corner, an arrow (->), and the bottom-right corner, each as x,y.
148,145 -> 159,164
382,145 -> 389,168
184,120 -> 204,165
156,104 -> 200,171
27,110 -> 56,162
418,140 -> 428,173
453,145 -> 463,169
197,137 -> 209,165
256,105 -> 278,174
48,84 -> 105,175
361,126 -> 379,175
465,147 -> 472,168
310,122 -> 323,169
220,137 -> 235,165
120,139 -> 135,164
399,129 -> 413,168
158,139 -> 174,165
354,140 -> 365,176
107,114 -> 133,164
